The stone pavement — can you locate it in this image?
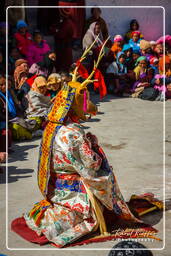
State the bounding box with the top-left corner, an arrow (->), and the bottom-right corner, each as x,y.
0,95 -> 171,256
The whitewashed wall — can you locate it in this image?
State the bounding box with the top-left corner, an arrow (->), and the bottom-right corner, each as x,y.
86,0 -> 171,41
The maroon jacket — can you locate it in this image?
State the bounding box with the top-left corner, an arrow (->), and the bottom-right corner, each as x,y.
14,31 -> 32,57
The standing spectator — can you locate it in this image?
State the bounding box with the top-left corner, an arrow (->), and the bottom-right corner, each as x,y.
14,20 -> 32,57
29,52 -> 56,77
53,13 -> 74,72
27,30 -> 51,67
85,7 -> 108,40
124,19 -> 144,43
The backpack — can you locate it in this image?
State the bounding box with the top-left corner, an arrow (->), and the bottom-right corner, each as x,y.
138,87 -> 159,101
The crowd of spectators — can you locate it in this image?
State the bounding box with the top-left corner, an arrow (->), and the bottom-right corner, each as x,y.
0,7 -> 171,172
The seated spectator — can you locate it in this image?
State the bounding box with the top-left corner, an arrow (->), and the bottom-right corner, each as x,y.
124,19 -> 144,43
106,51 -> 128,95
158,55 -> 171,98
150,57 -> 159,75
140,39 -> 154,61
111,35 -> 124,59
153,74 -> 165,101
122,44 -> 134,70
132,49 -> 141,65
154,42 -> 163,58
29,52 -> 56,77
128,31 -> 142,53
85,7 -> 109,40
132,56 -> 154,95
150,41 -> 157,52
0,75 -> 15,151
156,35 -> 171,58
27,30 -> 51,67
47,73 -> 62,100
8,48 -> 22,75
14,20 -> 32,57
11,76 -> 51,140
14,59 -> 29,90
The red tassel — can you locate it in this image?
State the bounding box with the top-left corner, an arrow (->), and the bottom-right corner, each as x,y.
76,60 -> 89,79
94,69 -> 107,99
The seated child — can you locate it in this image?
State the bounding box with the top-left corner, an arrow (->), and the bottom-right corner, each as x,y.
111,35 -> 124,59
128,31 -> 141,53
106,51 -> 128,95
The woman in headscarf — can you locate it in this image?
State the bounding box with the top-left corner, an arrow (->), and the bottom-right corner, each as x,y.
82,22 -> 103,51
14,59 -> 29,90
47,73 -> 62,100
82,22 -> 108,73
11,76 -> 51,140
131,56 -> 154,97
29,52 -> 56,78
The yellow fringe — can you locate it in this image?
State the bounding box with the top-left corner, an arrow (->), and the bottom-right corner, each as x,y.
83,181 -> 109,236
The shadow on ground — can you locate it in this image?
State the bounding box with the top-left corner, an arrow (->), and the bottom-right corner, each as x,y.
0,165 -> 34,184
8,143 -> 39,163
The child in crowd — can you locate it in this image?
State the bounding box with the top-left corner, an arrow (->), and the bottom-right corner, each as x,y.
14,20 -> 32,57
128,31 -> 142,53
106,51 -> 128,95
122,44 -> 134,70
124,19 -> 144,42
27,30 -> 51,67
29,52 -> 56,77
131,49 -> 141,68
47,73 -> 62,101
111,35 -> 124,59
